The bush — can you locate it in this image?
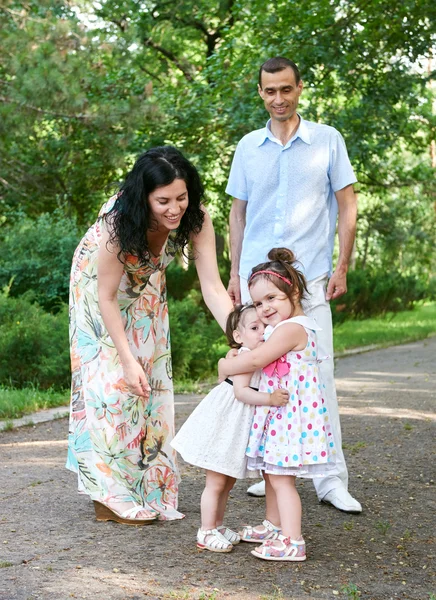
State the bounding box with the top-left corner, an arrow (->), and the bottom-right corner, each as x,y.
0,294 -> 70,389
166,253 -> 230,302
168,290 -> 227,381
331,268 -> 428,324
166,259 -> 200,301
0,288 -> 225,391
0,211 -> 81,311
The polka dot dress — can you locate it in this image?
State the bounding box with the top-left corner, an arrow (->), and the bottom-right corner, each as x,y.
246,316 -> 336,478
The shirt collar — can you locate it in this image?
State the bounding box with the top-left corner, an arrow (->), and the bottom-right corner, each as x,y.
256,114 -> 312,147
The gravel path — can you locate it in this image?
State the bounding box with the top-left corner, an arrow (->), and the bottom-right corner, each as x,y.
0,338 -> 435,600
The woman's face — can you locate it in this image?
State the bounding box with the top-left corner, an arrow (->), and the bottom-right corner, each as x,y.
148,178 -> 189,232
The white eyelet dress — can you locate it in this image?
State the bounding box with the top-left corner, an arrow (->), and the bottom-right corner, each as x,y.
171,348 -> 260,479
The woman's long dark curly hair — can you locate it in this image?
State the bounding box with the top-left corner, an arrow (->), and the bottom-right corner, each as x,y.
106,146 -> 205,262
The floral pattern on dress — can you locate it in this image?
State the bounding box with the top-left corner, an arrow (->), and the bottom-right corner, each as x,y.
66,195 -> 184,520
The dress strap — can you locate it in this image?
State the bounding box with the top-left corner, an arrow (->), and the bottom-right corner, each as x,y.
224,378 -> 258,391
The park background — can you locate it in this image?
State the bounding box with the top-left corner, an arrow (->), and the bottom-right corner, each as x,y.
0,0 -> 435,419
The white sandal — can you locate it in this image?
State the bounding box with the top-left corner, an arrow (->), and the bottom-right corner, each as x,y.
251,534 -> 306,562
217,525 -> 241,545
239,519 -> 281,543
196,528 -> 233,553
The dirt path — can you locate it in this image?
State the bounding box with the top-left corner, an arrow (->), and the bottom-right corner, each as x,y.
0,339 -> 435,600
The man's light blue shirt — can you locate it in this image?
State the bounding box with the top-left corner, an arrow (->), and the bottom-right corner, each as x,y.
225,116 -> 357,281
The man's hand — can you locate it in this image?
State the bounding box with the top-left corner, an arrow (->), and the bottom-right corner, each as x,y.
269,389 -> 289,406
227,273 -> 241,305
326,269 -> 347,301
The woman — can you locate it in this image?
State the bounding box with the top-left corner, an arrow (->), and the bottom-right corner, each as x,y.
66,146 -> 233,524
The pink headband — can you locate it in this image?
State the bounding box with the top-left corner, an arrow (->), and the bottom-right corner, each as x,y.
249,270 -> 292,286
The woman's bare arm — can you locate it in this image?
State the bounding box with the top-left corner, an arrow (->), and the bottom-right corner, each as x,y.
97,226 -> 150,397
191,208 -> 234,331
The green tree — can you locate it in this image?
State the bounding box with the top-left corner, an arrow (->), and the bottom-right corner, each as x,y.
0,0 -> 157,223
1,0 -> 435,271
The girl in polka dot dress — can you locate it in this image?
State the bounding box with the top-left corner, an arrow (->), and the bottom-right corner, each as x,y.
218,248 -> 336,562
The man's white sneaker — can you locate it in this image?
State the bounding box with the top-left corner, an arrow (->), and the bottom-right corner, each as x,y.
322,488 -> 362,513
247,480 -> 266,497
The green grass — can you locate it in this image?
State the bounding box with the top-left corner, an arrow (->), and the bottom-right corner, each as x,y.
334,302 -> 436,354
0,387 -> 69,421
0,303 -> 435,423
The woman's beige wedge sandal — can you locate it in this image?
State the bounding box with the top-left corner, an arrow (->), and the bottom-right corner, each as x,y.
93,501 -> 158,525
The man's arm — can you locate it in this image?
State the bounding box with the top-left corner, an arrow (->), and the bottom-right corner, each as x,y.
326,184 -> 357,301
228,198 -> 247,305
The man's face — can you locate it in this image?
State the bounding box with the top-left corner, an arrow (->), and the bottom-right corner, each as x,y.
258,67 -> 303,123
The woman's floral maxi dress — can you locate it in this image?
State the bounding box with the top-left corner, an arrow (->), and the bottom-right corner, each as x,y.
66,197 -> 183,520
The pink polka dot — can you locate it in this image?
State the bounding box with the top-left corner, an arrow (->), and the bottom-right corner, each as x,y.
277,413 -> 282,420
321,451 -> 326,457
298,400 -> 302,406
292,406 -> 296,413
299,375 -> 304,381
254,423 -> 258,429
288,424 -> 292,430
313,402 -> 318,408
268,380 -> 274,386
313,377 -> 317,382
312,341 -> 315,347
271,430 -> 276,436
308,424 -> 312,430
285,456 -> 289,462
322,426 -> 326,431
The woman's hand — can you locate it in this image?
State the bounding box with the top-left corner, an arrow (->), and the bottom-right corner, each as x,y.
268,389 -> 289,406
123,360 -> 151,397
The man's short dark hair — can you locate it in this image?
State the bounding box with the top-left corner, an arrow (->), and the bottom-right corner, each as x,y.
258,57 -> 301,88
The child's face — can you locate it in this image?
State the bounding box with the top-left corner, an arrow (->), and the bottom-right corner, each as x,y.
234,309 -> 265,350
249,277 -> 293,327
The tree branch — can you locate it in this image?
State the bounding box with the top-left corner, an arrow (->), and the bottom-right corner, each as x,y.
0,96 -> 92,120
137,63 -> 163,84
142,39 -> 194,81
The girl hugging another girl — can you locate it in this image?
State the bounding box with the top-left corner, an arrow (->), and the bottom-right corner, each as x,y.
171,304 -> 289,553
219,248 -> 337,562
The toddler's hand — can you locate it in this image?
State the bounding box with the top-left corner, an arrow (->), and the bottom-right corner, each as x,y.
269,389 -> 289,406
226,348 -> 238,359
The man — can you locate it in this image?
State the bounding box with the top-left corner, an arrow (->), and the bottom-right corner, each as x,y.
226,57 -> 361,513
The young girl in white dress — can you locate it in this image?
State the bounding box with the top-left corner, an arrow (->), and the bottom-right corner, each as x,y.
171,304 -> 289,553
218,248 -> 337,562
